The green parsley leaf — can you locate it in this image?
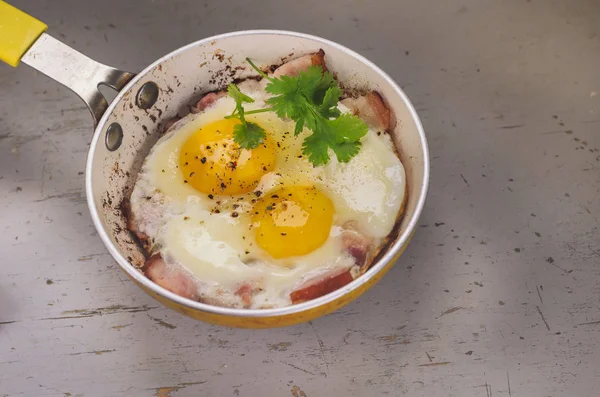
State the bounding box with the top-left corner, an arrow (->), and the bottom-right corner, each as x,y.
301,132 -> 330,166
330,141 -> 362,163
227,83 -> 265,149
300,114 -> 367,164
294,115 -> 306,135
264,74 -> 296,96
228,83 -> 254,105
265,76 -> 303,119
302,67 -> 337,105
317,86 -> 343,119
233,122 -> 266,149
327,113 -> 368,142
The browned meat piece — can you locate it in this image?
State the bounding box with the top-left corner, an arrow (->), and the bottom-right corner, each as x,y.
290,268 -> 354,304
235,284 -> 253,308
143,254 -> 199,301
289,221 -> 372,304
120,198 -> 151,252
341,220 -> 373,268
273,49 -> 327,78
191,91 -> 227,113
163,116 -> 181,133
341,91 -> 391,131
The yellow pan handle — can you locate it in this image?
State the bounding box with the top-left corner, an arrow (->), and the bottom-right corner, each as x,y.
0,1 -> 47,67
0,0 -> 134,126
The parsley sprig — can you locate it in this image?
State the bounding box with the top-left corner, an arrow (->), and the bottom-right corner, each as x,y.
227,84 -> 267,148
227,58 -> 368,166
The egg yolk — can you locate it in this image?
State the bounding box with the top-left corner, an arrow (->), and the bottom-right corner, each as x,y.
252,186 -> 334,259
179,118 -> 276,195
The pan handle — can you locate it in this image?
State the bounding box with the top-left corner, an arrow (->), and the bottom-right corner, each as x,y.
0,1 -> 135,126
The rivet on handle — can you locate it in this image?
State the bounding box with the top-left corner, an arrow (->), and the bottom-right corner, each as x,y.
105,122 -> 123,151
136,81 -> 159,110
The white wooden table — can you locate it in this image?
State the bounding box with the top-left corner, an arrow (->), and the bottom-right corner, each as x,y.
1,0 -> 599,396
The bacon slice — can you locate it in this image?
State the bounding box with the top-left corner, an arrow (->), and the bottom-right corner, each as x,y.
341,91 -> 391,131
289,221 -> 374,304
162,116 -> 181,133
235,284 -> 253,308
191,91 -> 227,113
273,49 -> 326,78
290,268 -> 354,304
342,236 -> 371,269
120,199 -> 152,251
341,220 -> 373,268
143,254 -> 199,301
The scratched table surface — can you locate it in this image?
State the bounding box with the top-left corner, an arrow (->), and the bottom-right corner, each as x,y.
1,0 -> 599,396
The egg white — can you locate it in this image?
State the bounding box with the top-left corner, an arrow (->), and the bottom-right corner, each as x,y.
130,82 -> 405,308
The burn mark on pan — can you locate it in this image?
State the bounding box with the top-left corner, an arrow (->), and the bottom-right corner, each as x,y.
208,64 -> 241,86
213,49 -> 225,62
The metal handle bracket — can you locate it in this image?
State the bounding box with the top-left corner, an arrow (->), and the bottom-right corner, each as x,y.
21,33 -> 135,126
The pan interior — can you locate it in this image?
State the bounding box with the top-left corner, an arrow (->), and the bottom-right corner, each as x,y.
86,31 -> 428,316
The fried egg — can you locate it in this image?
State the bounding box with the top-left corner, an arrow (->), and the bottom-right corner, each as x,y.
129,83 -> 405,308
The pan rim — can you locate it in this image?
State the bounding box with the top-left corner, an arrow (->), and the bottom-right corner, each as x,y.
85,29 -> 430,318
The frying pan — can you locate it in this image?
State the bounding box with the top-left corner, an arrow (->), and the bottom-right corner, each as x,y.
0,1 -> 430,328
